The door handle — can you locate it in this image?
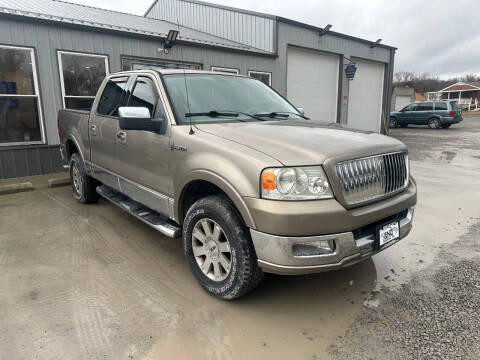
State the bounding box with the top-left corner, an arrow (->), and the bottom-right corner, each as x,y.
116,131 -> 127,141
89,124 -> 97,135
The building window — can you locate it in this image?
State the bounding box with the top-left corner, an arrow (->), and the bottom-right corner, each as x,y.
0,45 -> 44,145
122,57 -> 201,71
248,70 -> 272,86
58,51 -> 109,110
211,66 -> 240,75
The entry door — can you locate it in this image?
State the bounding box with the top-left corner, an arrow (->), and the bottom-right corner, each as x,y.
347,60 -> 385,132
89,76 -> 129,189
287,47 -> 339,122
116,75 -> 172,216
397,102 -> 417,123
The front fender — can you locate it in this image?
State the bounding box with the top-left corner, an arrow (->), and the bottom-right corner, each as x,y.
175,169 -> 257,228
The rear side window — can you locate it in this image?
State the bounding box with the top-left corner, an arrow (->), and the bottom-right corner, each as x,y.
435,102 -> 448,110
97,78 -> 128,117
128,77 -> 158,117
417,102 -> 433,111
450,101 -> 460,109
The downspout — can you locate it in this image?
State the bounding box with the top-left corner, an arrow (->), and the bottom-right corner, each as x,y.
384,48 -> 396,135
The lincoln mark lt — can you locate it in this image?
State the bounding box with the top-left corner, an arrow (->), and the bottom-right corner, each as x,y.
59,70 -> 417,299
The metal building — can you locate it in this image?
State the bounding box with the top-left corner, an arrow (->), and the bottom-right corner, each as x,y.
0,0 -> 396,179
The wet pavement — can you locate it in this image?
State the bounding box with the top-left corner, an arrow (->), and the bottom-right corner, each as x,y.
0,115 -> 479,359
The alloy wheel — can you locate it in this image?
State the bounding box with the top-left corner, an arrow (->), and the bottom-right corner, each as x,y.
429,118 -> 440,129
192,218 -> 232,282
71,162 -> 83,196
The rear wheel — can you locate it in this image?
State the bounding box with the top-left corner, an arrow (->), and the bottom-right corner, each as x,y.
428,118 -> 441,129
69,153 -> 100,204
183,195 -> 263,299
389,117 -> 398,128
441,124 -> 452,129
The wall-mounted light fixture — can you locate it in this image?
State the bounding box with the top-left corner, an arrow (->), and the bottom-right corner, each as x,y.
159,29 -> 179,54
319,24 -> 332,37
370,38 -> 382,48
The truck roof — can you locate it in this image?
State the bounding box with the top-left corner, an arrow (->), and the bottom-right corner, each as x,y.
110,69 -> 246,77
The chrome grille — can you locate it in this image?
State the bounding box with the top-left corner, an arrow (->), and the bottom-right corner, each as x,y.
336,152 -> 409,205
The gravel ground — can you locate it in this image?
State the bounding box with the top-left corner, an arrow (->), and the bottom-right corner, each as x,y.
329,221 -> 480,359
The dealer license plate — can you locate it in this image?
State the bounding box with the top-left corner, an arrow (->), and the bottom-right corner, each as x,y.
379,221 -> 399,247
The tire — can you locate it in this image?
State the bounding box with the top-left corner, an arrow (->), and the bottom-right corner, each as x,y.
69,152 -> 100,204
441,124 -> 451,129
183,195 -> 263,299
389,117 -> 398,128
428,117 -> 441,129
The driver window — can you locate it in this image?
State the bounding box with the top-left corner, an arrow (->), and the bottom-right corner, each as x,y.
128,77 -> 166,119
403,103 -> 417,111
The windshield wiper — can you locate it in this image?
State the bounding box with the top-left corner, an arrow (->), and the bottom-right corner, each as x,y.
254,111 -> 309,120
185,110 -> 265,121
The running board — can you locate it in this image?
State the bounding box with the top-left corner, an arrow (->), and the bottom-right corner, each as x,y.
96,185 -> 181,238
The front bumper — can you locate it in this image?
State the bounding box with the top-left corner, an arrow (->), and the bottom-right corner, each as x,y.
251,207 -> 414,275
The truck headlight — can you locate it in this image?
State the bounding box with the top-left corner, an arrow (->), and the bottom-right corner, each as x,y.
261,166 -> 333,200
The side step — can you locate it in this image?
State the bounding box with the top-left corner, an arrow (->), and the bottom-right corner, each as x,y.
96,185 -> 181,238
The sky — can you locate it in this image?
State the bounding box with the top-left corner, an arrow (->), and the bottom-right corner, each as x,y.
69,0 -> 480,79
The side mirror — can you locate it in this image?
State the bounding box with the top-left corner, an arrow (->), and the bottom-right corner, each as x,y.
297,107 -> 305,115
118,107 -> 165,132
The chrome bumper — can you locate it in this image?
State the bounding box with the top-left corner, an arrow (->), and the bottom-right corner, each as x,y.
251,207 -> 414,275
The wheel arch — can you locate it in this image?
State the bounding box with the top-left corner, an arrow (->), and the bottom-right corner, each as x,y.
176,171 -> 256,229
65,135 -> 85,163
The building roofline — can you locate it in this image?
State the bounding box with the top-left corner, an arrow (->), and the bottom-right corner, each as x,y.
438,81 -> 480,92
277,17 -> 397,50
0,1 -> 272,54
143,0 -> 396,50
143,0 -> 276,19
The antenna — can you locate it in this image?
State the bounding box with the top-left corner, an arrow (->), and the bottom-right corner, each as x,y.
176,19 -> 194,135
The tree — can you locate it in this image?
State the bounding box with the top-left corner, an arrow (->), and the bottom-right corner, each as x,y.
393,72 -> 480,94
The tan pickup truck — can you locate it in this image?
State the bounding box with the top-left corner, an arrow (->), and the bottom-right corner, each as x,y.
58,70 -> 417,299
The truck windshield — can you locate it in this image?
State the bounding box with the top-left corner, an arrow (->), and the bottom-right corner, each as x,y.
162,74 -> 302,124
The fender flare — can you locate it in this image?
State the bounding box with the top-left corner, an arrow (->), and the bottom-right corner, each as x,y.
65,135 -> 86,166
175,170 -> 256,229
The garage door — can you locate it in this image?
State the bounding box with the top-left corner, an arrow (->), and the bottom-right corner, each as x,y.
395,95 -> 411,111
347,60 -> 385,132
287,47 -> 339,122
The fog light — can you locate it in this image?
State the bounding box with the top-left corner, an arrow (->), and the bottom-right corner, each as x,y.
292,239 -> 335,257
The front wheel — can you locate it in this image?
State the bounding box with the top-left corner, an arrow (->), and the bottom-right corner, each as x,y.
428,118 -> 441,129
390,117 -> 398,128
183,195 -> 263,299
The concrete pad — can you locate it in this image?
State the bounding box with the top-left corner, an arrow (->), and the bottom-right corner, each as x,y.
0,182 -> 33,195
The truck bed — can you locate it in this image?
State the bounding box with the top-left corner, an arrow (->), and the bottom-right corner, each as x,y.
58,108 -> 91,162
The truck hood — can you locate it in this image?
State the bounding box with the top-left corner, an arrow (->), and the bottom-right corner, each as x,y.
195,120 -> 407,166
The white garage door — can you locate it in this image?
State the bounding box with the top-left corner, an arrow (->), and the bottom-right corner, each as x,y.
395,95 -> 411,111
347,60 -> 385,132
287,47 -> 339,122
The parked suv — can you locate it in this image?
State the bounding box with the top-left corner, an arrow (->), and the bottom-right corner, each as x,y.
59,70 -> 417,299
390,100 -> 462,129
